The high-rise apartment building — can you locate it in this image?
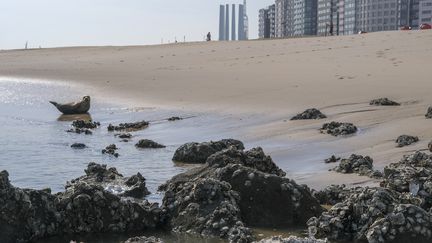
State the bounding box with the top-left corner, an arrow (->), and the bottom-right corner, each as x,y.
259,4 -> 276,38
219,5 -> 225,40
419,0 -> 432,24
292,0 -> 318,36
317,0 -> 342,36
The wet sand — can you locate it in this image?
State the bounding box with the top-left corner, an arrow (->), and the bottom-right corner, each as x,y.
1,30 -> 432,190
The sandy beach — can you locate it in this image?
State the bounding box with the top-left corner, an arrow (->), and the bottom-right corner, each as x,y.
1,30 -> 432,188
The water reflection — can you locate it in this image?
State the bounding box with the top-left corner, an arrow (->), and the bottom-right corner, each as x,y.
57,113 -> 93,122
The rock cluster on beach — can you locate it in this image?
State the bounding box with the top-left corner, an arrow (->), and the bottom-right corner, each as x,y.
320,121 -> 358,136
135,139 -> 166,149
167,116 -> 182,121
172,139 -> 245,163
369,98 -> 400,106
291,108 -> 327,120
307,186 -> 431,243
333,154 -> 383,178
67,119 -> 100,134
425,107 -> 432,119
102,144 -> 119,157
161,143 -> 322,242
0,164 -> 161,243
395,135 -> 419,147
108,121 -> 149,132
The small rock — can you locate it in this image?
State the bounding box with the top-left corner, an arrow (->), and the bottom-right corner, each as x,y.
291,108 -> 327,120
333,154 -> 382,178
325,155 -> 340,163
67,128 -> 93,135
71,143 -> 86,149
369,98 -> 400,106
429,141 -> 432,152
102,144 -> 119,157
116,133 -> 132,139
125,236 -> 164,243
168,116 -> 183,121
135,139 -> 166,149
72,120 -> 100,129
396,135 -> 419,147
108,121 -> 149,132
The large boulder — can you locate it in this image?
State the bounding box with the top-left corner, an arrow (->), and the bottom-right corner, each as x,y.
162,177 -> 254,243
382,151 -> 432,208
291,108 -> 327,120
307,187 -> 422,242
0,164 -> 162,243
172,139 -> 245,164
0,171 -> 59,243
162,146 -> 322,232
366,204 -> 432,243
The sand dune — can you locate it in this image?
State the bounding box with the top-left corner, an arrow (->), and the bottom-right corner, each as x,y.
1,30 -> 432,189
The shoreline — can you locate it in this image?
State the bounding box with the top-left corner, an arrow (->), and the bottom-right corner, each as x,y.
1,30 -> 432,189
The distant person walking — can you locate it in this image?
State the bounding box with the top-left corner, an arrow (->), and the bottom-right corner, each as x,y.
206,32 -> 211,41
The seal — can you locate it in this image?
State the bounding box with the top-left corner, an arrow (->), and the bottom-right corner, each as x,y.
49,96 -> 91,114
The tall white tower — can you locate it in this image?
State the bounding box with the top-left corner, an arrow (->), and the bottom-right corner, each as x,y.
243,0 -> 249,39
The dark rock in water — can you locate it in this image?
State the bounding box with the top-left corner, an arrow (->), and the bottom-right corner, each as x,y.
291,108 -> 327,120
333,154 -> 383,178
0,165 -> 161,243
172,139 -> 245,164
320,122 -> 357,136
67,128 -> 93,135
125,236 -> 164,243
369,98 -> 400,106
308,187 -> 424,242
71,120 -> 100,129
162,146 -> 322,233
216,163 -> 322,228
49,96 -> 91,115
382,151 -> 432,208
0,170 -> 59,243
257,236 -> 327,243
312,184 -> 351,205
162,177 -> 254,242
425,107 -> 432,119
167,116 -> 183,121
395,135 -> 419,147
206,147 -> 286,177
116,133 -> 132,139
135,139 -> 166,149
108,121 -> 149,132
67,162 -> 150,198
429,140 -> 432,152
71,143 -> 86,149
324,155 -> 340,163
102,144 -> 119,157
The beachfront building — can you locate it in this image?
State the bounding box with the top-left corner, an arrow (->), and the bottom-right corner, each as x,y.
419,0 -> 432,24
259,8 -> 270,38
259,4 -> 276,38
317,0 -> 342,36
275,0 -> 289,37
292,0 -> 318,36
356,0 -> 407,33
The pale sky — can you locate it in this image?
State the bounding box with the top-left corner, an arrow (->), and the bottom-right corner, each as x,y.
0,0 -> 274,49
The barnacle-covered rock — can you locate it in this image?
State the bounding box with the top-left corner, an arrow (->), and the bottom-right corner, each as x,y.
320,122 -> 357,136
291,108 -> 327,120
333,154 -> 383,178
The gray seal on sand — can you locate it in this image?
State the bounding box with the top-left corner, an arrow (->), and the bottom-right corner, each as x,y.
49,96 -> 91,114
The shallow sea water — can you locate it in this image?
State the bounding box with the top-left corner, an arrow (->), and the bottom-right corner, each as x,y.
0,78 -> 325,243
